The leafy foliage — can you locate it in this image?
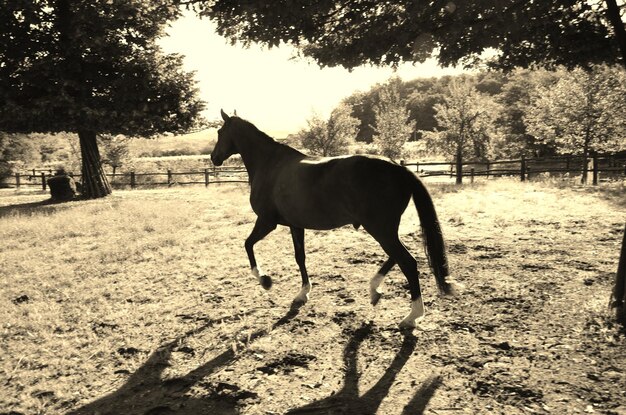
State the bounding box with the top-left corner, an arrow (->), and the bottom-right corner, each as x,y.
372,78 -> 415,159
99,135 -> 132,170
421,77 -> 501,161
525,66 -> 626,157
197,1 -> 624,70
0,1 -> 204,136
297,104 -> 359,156
0,1 -> 205,197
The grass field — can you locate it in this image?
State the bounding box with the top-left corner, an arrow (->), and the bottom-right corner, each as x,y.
1,179 -> 625,415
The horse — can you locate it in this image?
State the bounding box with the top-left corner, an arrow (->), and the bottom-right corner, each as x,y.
210,110 -> 458,328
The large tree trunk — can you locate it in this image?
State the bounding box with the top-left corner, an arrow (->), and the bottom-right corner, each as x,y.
605,0 -> 626,70
79,130 -> 111,199
612,224 -> 626,327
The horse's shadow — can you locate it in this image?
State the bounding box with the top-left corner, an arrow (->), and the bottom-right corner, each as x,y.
68,309 -> 440,415
68,306 -> 301,415
287,323 -> 442,415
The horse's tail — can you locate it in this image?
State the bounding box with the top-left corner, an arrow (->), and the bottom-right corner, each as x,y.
409,173 -> 454,296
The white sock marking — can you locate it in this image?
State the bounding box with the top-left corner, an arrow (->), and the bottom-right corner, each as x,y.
400,297 -> 425,328
294,283 -> 312,303
251,266 -> 263,283
370,273 -> 385,296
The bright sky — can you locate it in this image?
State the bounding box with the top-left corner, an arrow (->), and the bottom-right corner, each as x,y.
159,13 -> 467,137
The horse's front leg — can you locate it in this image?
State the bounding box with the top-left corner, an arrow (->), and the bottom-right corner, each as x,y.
245,218 -> 277,290
290,226 -> 311,306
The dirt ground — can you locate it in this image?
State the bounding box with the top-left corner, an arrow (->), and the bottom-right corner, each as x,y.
0,179 -> 625,415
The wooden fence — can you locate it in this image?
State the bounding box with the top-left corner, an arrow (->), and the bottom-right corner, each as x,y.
4,152 -> 626,190
6,166 -> 248,190
400,152 -> 626,185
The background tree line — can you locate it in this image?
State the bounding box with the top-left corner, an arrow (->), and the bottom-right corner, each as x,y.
296,66 -> 626,165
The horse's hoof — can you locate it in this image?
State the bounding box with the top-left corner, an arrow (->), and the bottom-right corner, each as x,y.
260,275 -> 273,290
399,318 -> 417,330
441,280 -> 464,297
370,291 -> 382,306
399,314 -> 425,329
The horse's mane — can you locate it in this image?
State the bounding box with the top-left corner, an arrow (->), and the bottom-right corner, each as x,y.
233,117 -> 276,143
233,117 -> 304,156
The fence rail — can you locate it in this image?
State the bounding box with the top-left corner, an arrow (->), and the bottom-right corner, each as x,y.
3,152 -> 625,190
401,151 -> 626,184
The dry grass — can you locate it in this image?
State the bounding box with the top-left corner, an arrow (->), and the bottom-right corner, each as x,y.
0,179 -> 624,415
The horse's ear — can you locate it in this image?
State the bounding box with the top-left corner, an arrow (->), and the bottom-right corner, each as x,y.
220,109 -> 230,122
233,109 -> 238,117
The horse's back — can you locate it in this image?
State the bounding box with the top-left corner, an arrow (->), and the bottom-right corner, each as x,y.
271,155 -> 413,230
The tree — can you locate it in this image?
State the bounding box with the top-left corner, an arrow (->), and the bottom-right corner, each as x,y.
494,69 -> 563,158
405,76 -> 454,140
297,104 -> 359,156
422,77 -> 501,184
195,1 -> 625,70
373,78 -> 415,160
525,66 -> 626,183
0,1 -> 204,198
0,133 -> 39,183
342,91 -> 378,143
100,135 -> 131,175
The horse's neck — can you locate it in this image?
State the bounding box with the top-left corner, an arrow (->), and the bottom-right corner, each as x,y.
236,132 -> 298,179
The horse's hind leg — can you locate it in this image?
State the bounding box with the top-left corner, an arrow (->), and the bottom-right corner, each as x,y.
245,218 -> 277,290
370,258 -> 395,306
367,228 -> 425,329
290,227 -> 311,306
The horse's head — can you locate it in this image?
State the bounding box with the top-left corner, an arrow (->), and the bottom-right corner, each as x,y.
211,109 -> 239,166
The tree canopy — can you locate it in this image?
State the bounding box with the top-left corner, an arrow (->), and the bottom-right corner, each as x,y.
0,1 -> 205,197
1,1 -> 204,136
194,0 -> 625,70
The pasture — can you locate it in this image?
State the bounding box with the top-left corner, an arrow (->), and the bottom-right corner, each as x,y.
1,180 -> 625,415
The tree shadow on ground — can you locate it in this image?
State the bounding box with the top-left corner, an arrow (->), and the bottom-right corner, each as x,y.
586,184 -> 626,208
286,323 -> 442,415
68,306 -> 302,415
0,198 -> 74,218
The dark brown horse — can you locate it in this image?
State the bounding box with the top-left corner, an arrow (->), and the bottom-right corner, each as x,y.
211,110 -> 457,328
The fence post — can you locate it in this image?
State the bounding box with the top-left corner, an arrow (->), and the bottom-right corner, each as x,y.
15,172 -> 20,189
486,161 -> 491,179
526,166 -> 531,181
41,172 -> 46,191
167,169 -> 173,187
565,155 -> 571,172
520,155 -> 526,182
204,168 -> 209,187
592,152 -> 599,185
130,171 -> 136,189
415,161 -> 420,174
470,167 -> 475,184
400,160 -> 405,166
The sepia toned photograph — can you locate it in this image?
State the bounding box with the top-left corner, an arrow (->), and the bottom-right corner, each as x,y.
1,1 -> 625,414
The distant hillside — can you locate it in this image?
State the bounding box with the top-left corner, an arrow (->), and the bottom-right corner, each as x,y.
128,127 -> 292,158
128,129 -> 218,157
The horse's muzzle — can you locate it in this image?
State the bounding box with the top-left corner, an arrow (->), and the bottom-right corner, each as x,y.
210,153 -> 223,166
